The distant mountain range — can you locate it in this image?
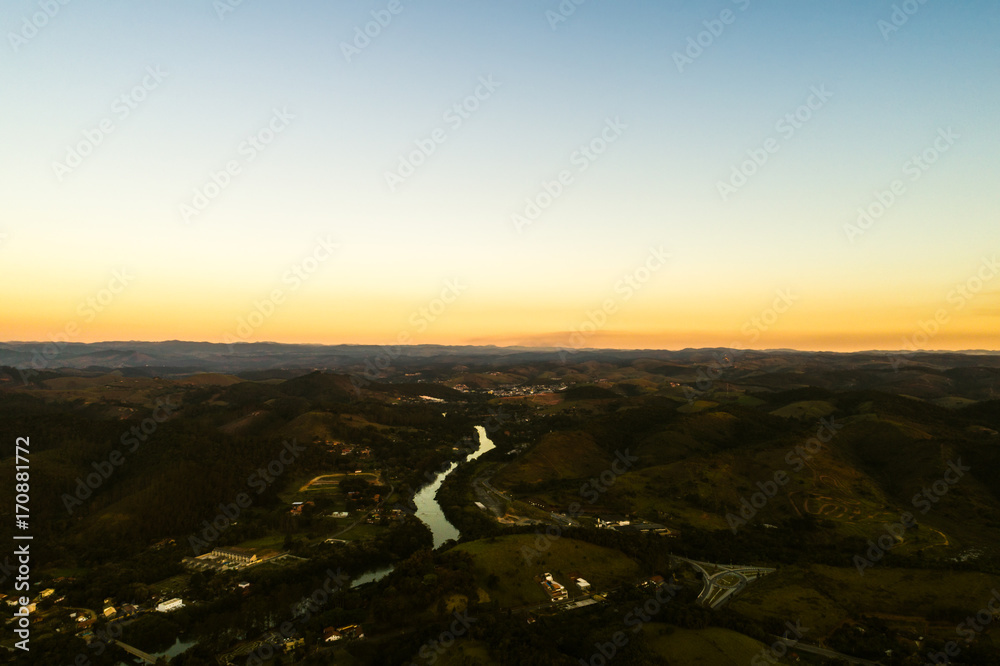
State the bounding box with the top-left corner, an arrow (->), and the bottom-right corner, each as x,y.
0,340 -> 998,378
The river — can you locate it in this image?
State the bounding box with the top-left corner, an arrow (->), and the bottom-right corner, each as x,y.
118,426 -> 495,662
350,424 -> 495,587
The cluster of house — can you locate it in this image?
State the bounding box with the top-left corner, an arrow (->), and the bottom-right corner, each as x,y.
183,546 -> 278,572
483,384 -> 566,397
365,506 -> 407,523
537,573 -> 568,602
319,440 -> 372,458
322,624 -> 364,643
345,489 -> 380,506
2,587 -> 77,630
100,600 -> 142,619
595,515 -> 674,535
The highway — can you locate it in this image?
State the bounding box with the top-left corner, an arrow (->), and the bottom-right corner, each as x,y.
771,635 -> 884,665
673,556 -> 775,609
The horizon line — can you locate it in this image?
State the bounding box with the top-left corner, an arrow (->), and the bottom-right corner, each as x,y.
0,339 -> 998,356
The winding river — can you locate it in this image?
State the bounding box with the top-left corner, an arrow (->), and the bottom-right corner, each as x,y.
350,425 -> 495,587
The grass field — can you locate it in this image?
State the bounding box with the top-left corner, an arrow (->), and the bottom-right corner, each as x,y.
277,410 -> 338,441
337,522 -> 388,541
642,624 -> 778,665
454,534 -> 642,608
728,563 -> 1000,640
493,430 -> 611,488
237,534 -> 286,550
769,400 -> 836,419
436,639 -> 497,665
677,400 -> 718,414
277,470 -> 383,506
150,574 -> 190,596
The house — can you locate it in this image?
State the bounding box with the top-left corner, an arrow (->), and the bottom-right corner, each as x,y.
156,598 -> 185,613
575,578 -> 591,592
337,624 -> 364,640
538,573 -> 568,602
596,514 -> 630,529
322,627 -> 342,642
102,606 -> 116,618
283,637 -> 305,652
211,547 -> 259,564
641,575 -> 667,590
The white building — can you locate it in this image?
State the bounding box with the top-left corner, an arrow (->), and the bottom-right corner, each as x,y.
156,598 -> 185,613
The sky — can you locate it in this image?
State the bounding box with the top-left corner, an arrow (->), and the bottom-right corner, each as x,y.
1,0 -> 998,352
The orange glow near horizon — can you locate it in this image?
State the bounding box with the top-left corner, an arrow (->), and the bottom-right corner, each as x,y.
4,283 -> 997,352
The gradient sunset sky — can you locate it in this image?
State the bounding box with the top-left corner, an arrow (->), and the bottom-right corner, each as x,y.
2,1 -> 998,351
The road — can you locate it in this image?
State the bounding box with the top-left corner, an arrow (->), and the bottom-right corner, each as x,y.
673,556 -> 775,609
472,474 -> 508,516
772,636 -> 884,665
112,639 -> 157,664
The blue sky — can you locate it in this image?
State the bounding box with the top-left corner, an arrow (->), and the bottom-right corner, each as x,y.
2,0 -> 998,349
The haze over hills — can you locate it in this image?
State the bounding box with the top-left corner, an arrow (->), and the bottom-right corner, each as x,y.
2,339 -> 999,373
